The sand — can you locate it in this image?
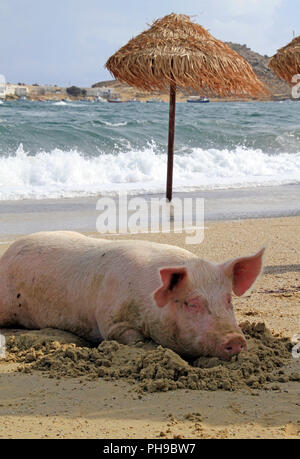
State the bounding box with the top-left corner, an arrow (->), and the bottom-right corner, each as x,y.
0,216 -> 299,438
3,323 -> 298,392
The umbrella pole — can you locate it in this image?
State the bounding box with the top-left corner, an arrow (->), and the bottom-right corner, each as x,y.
166,83 -> 176,202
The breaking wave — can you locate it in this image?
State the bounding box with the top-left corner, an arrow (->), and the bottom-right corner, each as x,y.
0,143 -> 299,200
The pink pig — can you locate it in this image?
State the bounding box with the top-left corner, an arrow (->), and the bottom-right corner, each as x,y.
0,231 -> 264,360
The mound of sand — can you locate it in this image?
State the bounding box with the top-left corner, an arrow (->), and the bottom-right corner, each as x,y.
4,322 -> 299,392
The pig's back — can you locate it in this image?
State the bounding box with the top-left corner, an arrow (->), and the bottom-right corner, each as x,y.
0,231 -> 197,337
0,231 -> 113,335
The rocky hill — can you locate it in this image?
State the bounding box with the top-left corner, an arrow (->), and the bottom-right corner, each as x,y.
226,42 -> 291,99
94,42 -> 291,101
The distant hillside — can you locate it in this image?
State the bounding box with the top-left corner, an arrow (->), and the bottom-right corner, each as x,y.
226,42 -> 291,99
94,43 -> 291,101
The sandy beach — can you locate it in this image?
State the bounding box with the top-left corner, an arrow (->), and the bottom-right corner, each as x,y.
0,216 -> 299,439
2,0 -> 300,443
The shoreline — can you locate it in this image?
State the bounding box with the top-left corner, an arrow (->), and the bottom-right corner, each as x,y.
0,184 -> 299,237
2,95 -> 293,103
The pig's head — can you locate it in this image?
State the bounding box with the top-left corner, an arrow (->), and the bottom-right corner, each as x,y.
153,248 -> 265,360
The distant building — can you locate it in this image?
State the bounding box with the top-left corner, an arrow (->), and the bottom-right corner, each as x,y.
99,87 -> 112,97
85,88 -> 101,97
42,85 -> 59,93
15,87 -> 28,97
5,84 -> 17,96
28,86 -> 65,97
29,86 -> 45,96
85,87 -> 113,98
0,75 -> 6,98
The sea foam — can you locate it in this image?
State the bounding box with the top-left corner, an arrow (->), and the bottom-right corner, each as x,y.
0,143 -> 299,200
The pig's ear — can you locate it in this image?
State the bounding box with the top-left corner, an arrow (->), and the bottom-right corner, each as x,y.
154,267 -> 188,307
220,247 -> 265,297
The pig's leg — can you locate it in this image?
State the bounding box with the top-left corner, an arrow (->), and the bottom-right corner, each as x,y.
104,320 -> 145,344
95,285 -> 146,345
118,329 -> 145,345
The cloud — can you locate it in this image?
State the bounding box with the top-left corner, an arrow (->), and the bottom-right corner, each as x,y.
199,0 -> 284,55
227,0 -> 283,16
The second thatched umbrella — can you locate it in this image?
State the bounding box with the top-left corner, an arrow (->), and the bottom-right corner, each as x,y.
106,13 -> 266,201
269,36 -> 300,83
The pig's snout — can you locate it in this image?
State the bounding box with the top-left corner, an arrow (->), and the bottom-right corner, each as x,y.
220,334 -> 247,361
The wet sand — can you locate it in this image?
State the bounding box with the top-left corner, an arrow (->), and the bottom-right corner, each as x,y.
0,184 -> 300,237
0,216 -> 299,438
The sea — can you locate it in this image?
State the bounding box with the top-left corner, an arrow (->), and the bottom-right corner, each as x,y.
0,98 -> 299,236
0,99 -> 299,200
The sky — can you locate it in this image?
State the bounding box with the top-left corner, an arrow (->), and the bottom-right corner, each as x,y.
0,0 -> 299,87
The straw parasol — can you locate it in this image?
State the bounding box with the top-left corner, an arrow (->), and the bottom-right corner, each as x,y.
269,36 -> 300,83
106,13 -> 266,201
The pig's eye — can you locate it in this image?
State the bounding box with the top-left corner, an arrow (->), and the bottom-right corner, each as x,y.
184,300 -> 197,308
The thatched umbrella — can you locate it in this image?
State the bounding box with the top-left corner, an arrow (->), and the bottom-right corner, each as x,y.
269,36 -> 300,83
106,13 -> 266,201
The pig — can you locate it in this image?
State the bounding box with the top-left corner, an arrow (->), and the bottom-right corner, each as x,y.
0,231 -> 265,360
